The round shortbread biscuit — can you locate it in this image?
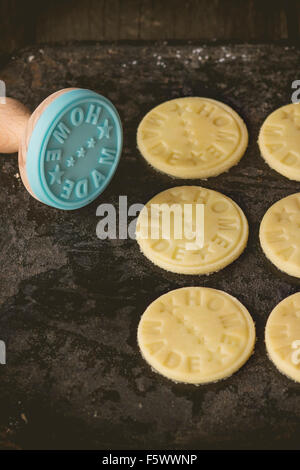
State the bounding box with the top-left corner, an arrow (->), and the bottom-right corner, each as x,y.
138,287 -> 255,384
137,97 -> 248,178
135,186 -> 248,275
258,104 -> 300,181
265,292 -> 300,382
259,193 -> 300,278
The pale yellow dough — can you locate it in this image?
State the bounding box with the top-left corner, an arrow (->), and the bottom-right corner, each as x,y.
138,287 -> 255,384
259,193 -> 300,278
136,186 -> 248,275
265,292 -> 300,382
137,97 -> 248,178
258,104 -> 300,181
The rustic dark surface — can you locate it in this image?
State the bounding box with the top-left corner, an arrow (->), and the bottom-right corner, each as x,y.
1,0 -> 299,60
1,42 -> 300,450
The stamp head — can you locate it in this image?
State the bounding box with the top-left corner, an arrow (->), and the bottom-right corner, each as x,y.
19,88 -> 122,210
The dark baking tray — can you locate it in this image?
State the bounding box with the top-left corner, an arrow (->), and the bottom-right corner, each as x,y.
0,41 -> 300,450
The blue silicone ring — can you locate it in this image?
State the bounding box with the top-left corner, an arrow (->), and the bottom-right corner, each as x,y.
26,89 -> 123,210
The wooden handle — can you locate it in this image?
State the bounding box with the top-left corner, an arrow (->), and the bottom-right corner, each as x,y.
0,98 -> 30,153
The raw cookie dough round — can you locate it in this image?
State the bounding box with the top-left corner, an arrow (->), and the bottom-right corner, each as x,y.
136,186 -> 248,274
258,103 -> 300,181
138,287 -> 255,384
265,292 -> 300,382
259,193 -> 300,278
137,97 -> 248,178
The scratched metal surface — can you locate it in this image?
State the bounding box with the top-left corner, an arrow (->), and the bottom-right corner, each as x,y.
0,42 -> 300,450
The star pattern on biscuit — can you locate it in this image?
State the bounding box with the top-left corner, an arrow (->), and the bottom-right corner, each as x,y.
276,208 -> 293,223
197,243 -> 214,259
281,109 -> 295,121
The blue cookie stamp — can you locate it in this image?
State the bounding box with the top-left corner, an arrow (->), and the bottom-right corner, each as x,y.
24,89 -> 123,210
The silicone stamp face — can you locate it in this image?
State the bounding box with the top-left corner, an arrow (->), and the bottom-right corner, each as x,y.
136,186 -> 248,274
138,287 -> 255,384
137,97 -> 248,178
265,292 -> 300,382
21,89 -> 122,210
259,104 -> 300,181
259,193 -> 300,278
